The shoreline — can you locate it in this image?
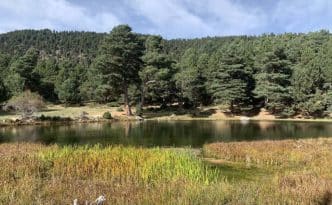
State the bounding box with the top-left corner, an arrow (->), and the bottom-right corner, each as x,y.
1,115 -> 332,128
145,116 -> 332,122
1,104 -> 332,127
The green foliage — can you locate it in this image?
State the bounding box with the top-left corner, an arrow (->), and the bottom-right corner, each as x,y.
208,46 -> 253,112
4,72 -> 25,96
0,78 -> 8,102
1,28 -> 332,117
55,60 -> 84,104
38,114 -> 72,122
10,48 -> 41,91
254,47 -> 293,114
176,49 -> 208,107
102,111 -> 113,119
93,25 -> 144,115
0,29 -> 103,59
140,35 -> 176,108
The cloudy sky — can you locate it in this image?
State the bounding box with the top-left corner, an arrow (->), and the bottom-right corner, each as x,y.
0,0 -> 331,38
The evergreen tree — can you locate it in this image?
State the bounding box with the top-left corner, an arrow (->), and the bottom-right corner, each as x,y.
140,35 -> 175,110
176,49 -> 208,108
0,53 -> 10,76
254,47 -> 293,114
4,73 -> 25,96
35,57 -> 59,84
0,53 -> 10,102
94,25 -> 143,115
35,57 -> 60,101
9,48 -> 41,92
80,61 -> 115,103
292,48 -> 329,116
55,60 -> 83,104
208,48 -> 253,112
0,78 -> 7,102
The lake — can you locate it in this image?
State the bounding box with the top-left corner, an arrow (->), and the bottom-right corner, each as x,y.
1,120 -> 332,147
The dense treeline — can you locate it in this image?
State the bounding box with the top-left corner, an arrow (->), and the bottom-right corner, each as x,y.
0,26 -> 331,117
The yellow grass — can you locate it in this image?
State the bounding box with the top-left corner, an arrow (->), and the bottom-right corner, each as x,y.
203,138 -> 332,204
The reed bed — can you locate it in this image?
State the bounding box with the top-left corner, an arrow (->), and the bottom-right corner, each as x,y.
1,138 -> 332,204
0,143 -> 228,204
203,138 -> 332,204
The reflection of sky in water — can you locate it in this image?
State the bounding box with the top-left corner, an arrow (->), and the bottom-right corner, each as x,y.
0,121 -> 332,147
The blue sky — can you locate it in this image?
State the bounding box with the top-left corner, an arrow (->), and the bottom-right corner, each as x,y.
0,0 -> 331,39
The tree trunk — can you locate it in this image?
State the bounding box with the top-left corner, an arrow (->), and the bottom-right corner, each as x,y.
199,102 -> 204,110
230,102 -> 234,113
139,84 -> 145,113
124,86 -> 132,116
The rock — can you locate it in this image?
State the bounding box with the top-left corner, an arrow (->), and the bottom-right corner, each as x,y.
79,111 -> 90,120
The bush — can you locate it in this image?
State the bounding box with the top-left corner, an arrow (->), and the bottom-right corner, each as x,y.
102,111 -> 112,119
5,90 -> 45,118
38,114 -> 72,122
116,107 -> 124,112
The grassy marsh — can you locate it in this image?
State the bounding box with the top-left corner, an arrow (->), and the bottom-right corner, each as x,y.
0,138 -> 331,204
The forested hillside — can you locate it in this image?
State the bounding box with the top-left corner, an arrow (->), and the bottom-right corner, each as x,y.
0,26 -> 331,117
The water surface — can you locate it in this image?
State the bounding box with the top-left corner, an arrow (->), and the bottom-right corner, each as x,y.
1,120 -> 332,147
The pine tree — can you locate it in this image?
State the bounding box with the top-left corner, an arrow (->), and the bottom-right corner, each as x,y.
80,60 -> 115,103
140,35 -> 175,110
0,53 -> 10,76
254,47 -> 293,114
0,78 -> 7,102
94,25 -> 143,115
176,49 -> 208,108
292,47 -> 329,116
208,48 -> 252,112
9,48 -> 41,92
55,60 -> 83,104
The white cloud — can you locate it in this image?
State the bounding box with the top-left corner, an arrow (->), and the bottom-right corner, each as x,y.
0,0 -> 120,33
0,0 -> 331,38
186,0 -> 267,35
126,0 -> 213,37
123,0 -> 267,38
272,0 -> 332,32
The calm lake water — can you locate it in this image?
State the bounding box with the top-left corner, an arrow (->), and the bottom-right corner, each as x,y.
1,120 -> 332,147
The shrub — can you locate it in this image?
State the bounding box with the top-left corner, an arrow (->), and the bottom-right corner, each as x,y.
102,111 -> 112,119
5,90 -> 45,118
38,115 -> 72,122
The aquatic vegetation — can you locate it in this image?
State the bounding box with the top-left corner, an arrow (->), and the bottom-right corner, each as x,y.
203,138 -> 332,204
0,138 -> 331,204
0,144 -> 226,204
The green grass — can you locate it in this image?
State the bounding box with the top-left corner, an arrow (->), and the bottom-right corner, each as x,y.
0,144 -> 227,204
